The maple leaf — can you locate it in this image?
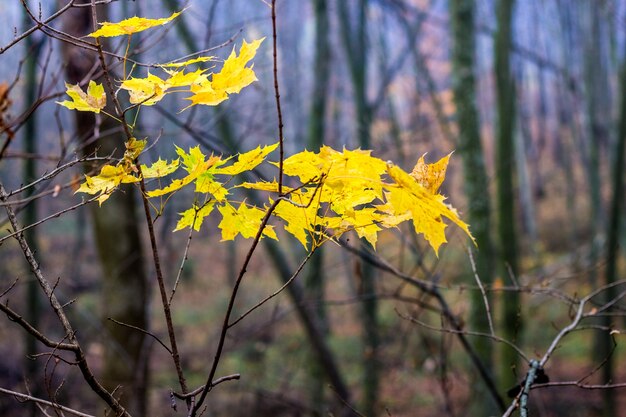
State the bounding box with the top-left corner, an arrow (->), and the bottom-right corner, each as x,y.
385,163 -> 473,254
124,137 -> 147,160
410,153 -> 452,194
317,147 -> 387,214
218,202 -> 277,241
340,207 -> 384,248
57,81 -> 106,113
88,10 -> 182,38
184,38 -> 264,108
77,164 -> 140,205
164,68 -> 209,88
271,192 -> 321,248
185,81 -> 229,107
160,56 -> 215,68
174,202 -> 215,232
120,73 -> 168,106
141,158 -> 180,179
217,143 -> 279,176
146,146 -> 223,197
212,38 -> 265,94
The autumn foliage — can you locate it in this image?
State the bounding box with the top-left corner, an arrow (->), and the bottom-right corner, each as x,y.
58,9 -> 471,256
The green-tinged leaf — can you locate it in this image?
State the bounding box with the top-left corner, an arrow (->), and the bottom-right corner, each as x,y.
174,202 -> 215,232
141,158 -> 179,178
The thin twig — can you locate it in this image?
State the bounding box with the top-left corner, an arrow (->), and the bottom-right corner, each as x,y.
172,374 -> 241,400
468,247 -> 495,335
271,0 -> 285,195
396,309 -> 528,362
229,248 -> 315,328
108,317 -> 172,354
0,387 -> 94,417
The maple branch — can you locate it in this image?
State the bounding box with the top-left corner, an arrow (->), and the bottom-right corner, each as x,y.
468,247 -> 495,335
271,0 -> 285,195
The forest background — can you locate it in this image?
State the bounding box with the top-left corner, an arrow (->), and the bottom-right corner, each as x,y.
1,0 -> 626,416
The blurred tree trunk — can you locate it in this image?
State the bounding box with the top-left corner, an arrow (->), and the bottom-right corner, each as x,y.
449,0 -> 497,414
494,0 -> 521,392
599,31 -> 626,417
21,6 -> 44,415
62,5 -> 148,416
583,0 -> 606,289
337,2 -> 380,415
305,0 -> 330,414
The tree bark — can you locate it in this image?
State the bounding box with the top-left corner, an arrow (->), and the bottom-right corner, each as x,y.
305,0 -> 331,414
494,0 -> 521,392
599,30 -> 626,417
449,0 -> 497,414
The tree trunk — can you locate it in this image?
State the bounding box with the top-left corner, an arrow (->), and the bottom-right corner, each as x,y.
21,7 -> 44,416
494,0 -> 521,392
449,0 -> 497,414
62,5 -> 148,415
337,2 -> 379,415
305,0 -> 331,414
599,31 -> 626,417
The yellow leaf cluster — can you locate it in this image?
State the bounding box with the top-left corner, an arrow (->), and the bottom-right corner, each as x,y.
59,9 -> 263,113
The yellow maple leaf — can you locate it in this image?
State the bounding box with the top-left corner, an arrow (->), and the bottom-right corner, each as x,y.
174,202 -> 215,232
164,68 -> 208,88
315,147 -> 386,215
195,172 -> 229,201
124,137 -> 147,160
77,164 -> 140,205
385,163 -> 473,255
340,207 -> 383,248
146,146 -> 223,197
88,10 -> 182,38
218,202 -> 277,241
141,158 -> 179,179
184,77 -> 229,108
281,150 -> 327,183
57,81 -> 106,113
271,194 -> 321,248
120,73 -> 168,106
212,38 -> 264,94
217,143 -> 279,176
410,153 -> 452,194
160,56 -> 215,68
